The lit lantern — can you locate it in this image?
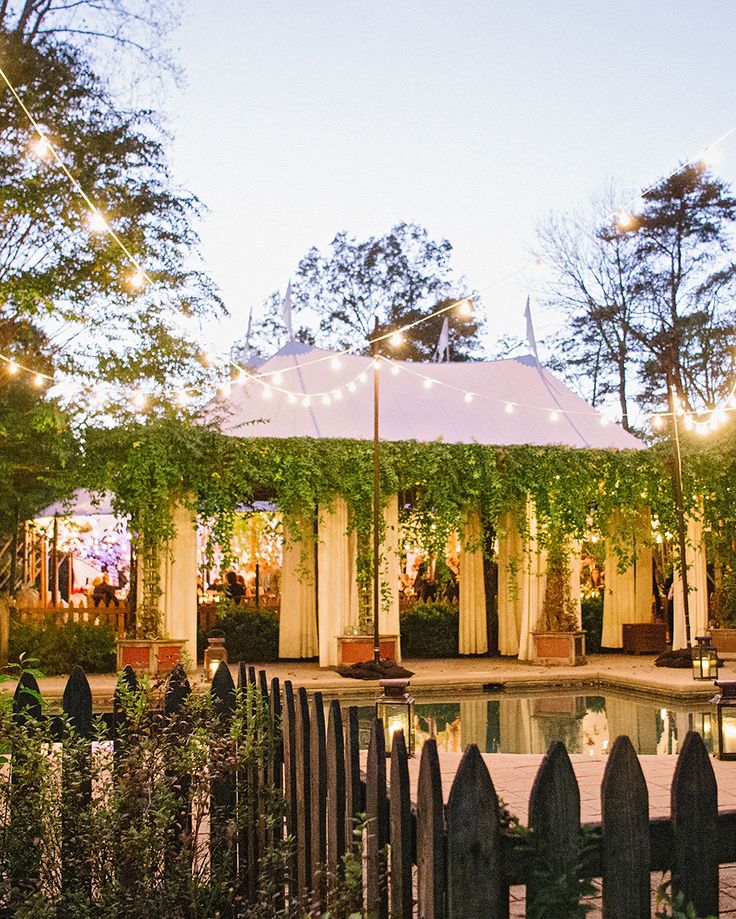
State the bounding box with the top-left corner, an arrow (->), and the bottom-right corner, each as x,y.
712,681 -> 736,760
204,633 -> 228,682
692,634 -> 718,681
375,678 -> 415,757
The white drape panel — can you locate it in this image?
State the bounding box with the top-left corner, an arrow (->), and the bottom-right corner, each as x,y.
157,504 -> 198,671
672,511 -> 709,650
458,509 -> 488,654
602,508 -> 653,648
279,515 -> 318,659
317,496 -> 359,667
497,511 -> 524,656
459,699 -> 488,750
518,499 -> 547,662
380,494 -> 402,659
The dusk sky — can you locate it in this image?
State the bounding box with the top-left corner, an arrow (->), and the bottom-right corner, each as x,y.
167,1 -> 736,362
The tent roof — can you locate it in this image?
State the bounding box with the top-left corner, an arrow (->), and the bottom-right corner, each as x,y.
216,345 -> 644,450
38,490 -> 116,518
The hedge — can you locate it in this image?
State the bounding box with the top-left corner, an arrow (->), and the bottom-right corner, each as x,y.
400,602 -> 459,658
8,617 -> 117,675
198,605 -> 281,663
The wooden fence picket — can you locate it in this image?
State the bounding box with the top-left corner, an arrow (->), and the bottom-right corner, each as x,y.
366,718 -> 389,919
163,664 -> 193,882
61,666 -> 94,903
210,661 -> 237,915
326,700 -> 346,883
295,686 -> 312,899
345,705 -> 362,850
389,729 -> 413,919
237,661 -> 258,903
416,738 -> 445,919
446,744 -> 506,919
282,680 -> 299,900
671,730 -> 719,918
310,691 -> 328,908
267,676 -> 285,911
527,741 -> 582,917
601,735 -> 650,918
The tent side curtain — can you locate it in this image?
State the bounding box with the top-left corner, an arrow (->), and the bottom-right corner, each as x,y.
601,507 -> 653,649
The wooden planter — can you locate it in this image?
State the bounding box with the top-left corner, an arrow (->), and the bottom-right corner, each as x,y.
710,629 -> 736,655
532,630 -> 586,666
621,622 -> 667,655
116,638 -> 186,675
337,635 -> 399,665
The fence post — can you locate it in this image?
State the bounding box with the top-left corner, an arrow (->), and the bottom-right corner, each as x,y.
345,705 -> 362,850
238,661 -> 259,903
326,699 -> 346,886
295,686 -> 312,899
671,730 -> 719,917
210,661 -> 237,916
61,666 -> 94,904
527,741 -> 582,917
164,664 -> 193,885
601,735 -> 650,918
310,691 -> 328,909
282,680 -> 299,902
366,718 -> 389,919
446,744 -> 506,918
417,738 -> 445,919
389,730 -> 413,919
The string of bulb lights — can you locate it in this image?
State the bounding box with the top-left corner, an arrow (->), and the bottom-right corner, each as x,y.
2,61 -> 736,430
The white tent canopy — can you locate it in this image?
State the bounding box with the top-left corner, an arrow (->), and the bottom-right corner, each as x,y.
217,342 -> 644,450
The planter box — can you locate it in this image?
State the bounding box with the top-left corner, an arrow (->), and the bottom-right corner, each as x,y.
116,638 -> 186,675
622,622 -> 667,655
532,630 -> 586,666
337,635 -> 399,665
710,629 -> 736,655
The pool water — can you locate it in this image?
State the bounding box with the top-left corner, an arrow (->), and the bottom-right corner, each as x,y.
349,689 -> 715,756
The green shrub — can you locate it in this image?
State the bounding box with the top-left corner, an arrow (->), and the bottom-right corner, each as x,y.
198,604 -> 281,663
400,601 -> 459,658
8,617 -> 116,674
581,594 -> 603,653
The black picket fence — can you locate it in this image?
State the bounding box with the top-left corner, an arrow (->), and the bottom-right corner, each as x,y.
3,661 -> 736,917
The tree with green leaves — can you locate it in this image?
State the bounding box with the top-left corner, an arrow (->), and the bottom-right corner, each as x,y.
241,222 -> 483,361
538,165 -> 736,425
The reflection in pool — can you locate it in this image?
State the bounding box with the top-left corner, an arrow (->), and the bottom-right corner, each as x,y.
349,691 -> 715,756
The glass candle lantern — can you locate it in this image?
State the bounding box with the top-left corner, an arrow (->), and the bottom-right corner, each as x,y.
712,680 -> 736,759
692,634 -> 718,681
204,633 -> 228,682
376,678 -> 415,757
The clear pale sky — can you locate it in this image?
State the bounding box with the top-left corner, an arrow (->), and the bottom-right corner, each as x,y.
167,0 -> 736,357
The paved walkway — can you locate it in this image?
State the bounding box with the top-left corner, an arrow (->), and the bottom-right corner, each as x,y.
1,653 -> 729,702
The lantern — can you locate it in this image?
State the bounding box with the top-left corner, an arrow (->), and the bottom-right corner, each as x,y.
712,680 -> 736,759
204,632 -> 228,682
375,678 -> 415,757
692,634 -> 718,681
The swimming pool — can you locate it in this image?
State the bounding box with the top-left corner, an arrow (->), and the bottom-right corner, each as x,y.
348,687 -> 715,756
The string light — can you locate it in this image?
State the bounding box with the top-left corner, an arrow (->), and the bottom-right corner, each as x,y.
219,381 -> 231,397
33,373 -> 45,388
347,382 -> 357,392
131,391 -> 147,409
31,135 -> 50,159
127,269 -> 146,290
271,371 -> 283,385
87,209 -> 108,234
615,209 -> 635,231
505,402 -> 514,414
549,410 -> 559,422
358,372 -> 367,384
302,395 -> 311,407
262,386 -> 271,399
322,394 -> 331,405
390,364 -> 400,376
7,359 -> 18,375
464,392 -> 474,403
423,378 -> 433,389
333,390 -> 342,401
457,299 -> 473,318
330,357 -> 341,370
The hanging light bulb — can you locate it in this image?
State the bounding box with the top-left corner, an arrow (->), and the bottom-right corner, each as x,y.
87,208 -> 108,233
423,378 -> 433,389
271,371 -> 283,385
331,357 -> 342,370
372,359 -> 381,370
287,393 -> 297,405
333,390 -> 343,401
390,364 -> 400,376
127,268 -> 146,290
358,372 -> 367,384
348,381 -> 357,392
505,402 -> 514,414
549,410 -> 559,422
33,373 -> 45,388
389,331 -> 404,347
684,414 -> 694,431
457,299 -> 473,318
236,369 -> 247,385
7,359 -> 18,375
31,134 -> 51,159
464,392 -> 473,403
219,381 -> 231,397
262,386 -> 272,399
302,395 -> 311,407
615,209 -> 635,231
322,394 -> 331,405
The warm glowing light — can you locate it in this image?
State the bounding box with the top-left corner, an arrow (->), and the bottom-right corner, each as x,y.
34,373 -> 45,388
331,357 -> 342,370
220,381 -> 231,397
203,351 -> 217,366
87,209 -> 108,233
700,145 -> 721,168
31,135 -> 51,158
333,390 -> 343,401
262,386 -> 271,399
615,208 -> 635,230
177,390 -> 190,407
389,331 -> 404,347
684,414 -> 694,431
695,422 -> 708,436
423,378 -> 433,389
128,269 -> 145,290
464,392 -> 473,403
287,393 -> 297,404
358,372 -> 367,383
549,410 -> 559,422
655,533 -> 664,544
132,391 -> 147,409
7,359 -> 18,375
505,402 -> 514,414
660,708 -> 668,720
457,299 -> 473,318
302,395 -> 311,407
271,371 -> 283,385
652,414 -> 663,431
348,382 -> 357,392
372,359 -> 381,370
236,369 -> 247,385
322,394 -> 331,405
390,364 -> 400,376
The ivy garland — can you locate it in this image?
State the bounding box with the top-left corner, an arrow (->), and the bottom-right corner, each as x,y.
76,413 -> 736,633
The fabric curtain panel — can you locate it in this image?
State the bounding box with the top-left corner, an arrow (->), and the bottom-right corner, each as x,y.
518,498 -> 547,662
380,494 -> 402,659
672,508 -> 708,650
153,503 -> 198,670
458,509 -> 488,655
602,507 -> 653,648
497,511 -> 524,656
317,496 -> 359,667
278,514 -> 318,659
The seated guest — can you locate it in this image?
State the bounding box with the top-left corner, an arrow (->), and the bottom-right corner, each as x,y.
224,570 -> 245,604
93,570 -> 119,608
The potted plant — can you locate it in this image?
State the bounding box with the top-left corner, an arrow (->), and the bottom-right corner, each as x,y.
532,541 -> 586,666
708,562 -> 736,655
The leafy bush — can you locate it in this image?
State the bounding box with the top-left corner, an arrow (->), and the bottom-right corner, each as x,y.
8,617 -> 116,674
581,595 -> 603,653
400,602 -> 459,658
198,603 -> 280,663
